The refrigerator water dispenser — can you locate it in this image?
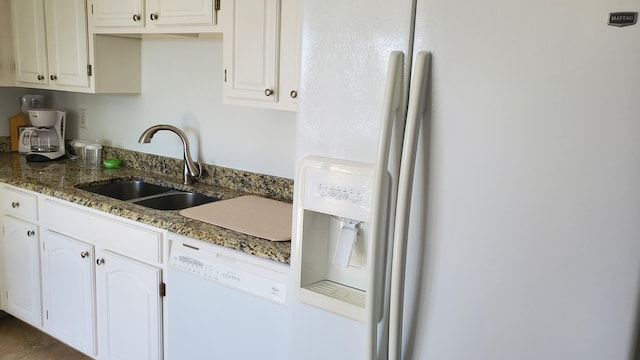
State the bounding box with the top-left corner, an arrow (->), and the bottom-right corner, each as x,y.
294,156 -> 377,321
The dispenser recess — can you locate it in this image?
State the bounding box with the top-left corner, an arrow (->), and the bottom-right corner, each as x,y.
294,156 -> 377,321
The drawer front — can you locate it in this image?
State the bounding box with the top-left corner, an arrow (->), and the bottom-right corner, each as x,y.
41,198 -> 163,264
1,186 -> 38,221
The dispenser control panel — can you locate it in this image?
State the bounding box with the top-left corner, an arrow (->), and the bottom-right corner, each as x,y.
316,182 -> 364,203
303,162 -> 374,222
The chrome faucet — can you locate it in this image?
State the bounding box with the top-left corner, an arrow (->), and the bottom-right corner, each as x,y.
138,124 -> 202,185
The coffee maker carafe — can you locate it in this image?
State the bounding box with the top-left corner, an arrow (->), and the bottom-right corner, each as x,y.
26,109 -> 66,162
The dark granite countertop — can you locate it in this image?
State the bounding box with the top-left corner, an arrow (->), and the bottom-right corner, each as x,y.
0,150 -> 292,264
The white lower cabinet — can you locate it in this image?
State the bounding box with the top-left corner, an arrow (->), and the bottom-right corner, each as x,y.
40,197 -> 164,360
96,249 -> 162,360
41,228 -> 163,360
0,185 -> 165,360
41,230 -> 96,357
2,215 -> 42,327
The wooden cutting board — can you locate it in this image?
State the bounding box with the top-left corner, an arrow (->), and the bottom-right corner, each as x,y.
9,113 -> 30,151
179,195 -> 293,241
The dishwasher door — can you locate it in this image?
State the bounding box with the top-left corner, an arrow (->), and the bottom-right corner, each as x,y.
166,235 -> 290,360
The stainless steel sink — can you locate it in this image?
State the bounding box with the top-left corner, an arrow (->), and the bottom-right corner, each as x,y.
77,180 -> 173,200
132,192 -> 216,211
76,179 -> 218,210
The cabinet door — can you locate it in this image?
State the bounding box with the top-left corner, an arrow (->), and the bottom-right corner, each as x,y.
44,0 -> 90,88
95,250 -> 162,360
277,0 -> 300,111
91,0 -> 145,28
2,216 -> 42,327
41,231 -> 96,357
10,0 -> 48,85
223,0 -> 279,103
147,0 -> 215,26
0,0 -> 16,86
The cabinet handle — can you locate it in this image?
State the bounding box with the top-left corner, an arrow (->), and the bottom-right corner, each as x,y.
96,258 -> 105,265
150,13 -> 158,21
50,74 -> 57,81
290,90 -> 298,99
264,88 -> 274,96
37,74 -> 44,81
81,251 -> 89,259
11,201 -> 19,208
133,14 -> 141,21
26,230 -> 35,237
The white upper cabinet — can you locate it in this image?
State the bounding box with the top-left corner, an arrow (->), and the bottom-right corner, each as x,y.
44,0 -> 91,88
90,0 -> 144,29
223,0 -> 279,104
10,0 -> 141,93
11,0 -> 49,86
277,0 -> 300,111
90,0 -> 220,33
12,0 -> 89,88
148,0 -> 215,26
223,0 -> 300,111
0,0 -> 16,86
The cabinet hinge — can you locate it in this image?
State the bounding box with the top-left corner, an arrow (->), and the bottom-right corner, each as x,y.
224,69 -> 227,82
87,64 -> 93,77
46,310 -> 49,320
159,282 -> 166,297
215,0 -> 221,11
91,3 -> 94,15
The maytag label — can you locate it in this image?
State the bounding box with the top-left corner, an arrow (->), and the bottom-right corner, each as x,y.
608,12 -> 638,27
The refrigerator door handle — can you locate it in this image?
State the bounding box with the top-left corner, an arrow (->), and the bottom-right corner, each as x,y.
389,51 -> 432,360
369,50 -> 405,360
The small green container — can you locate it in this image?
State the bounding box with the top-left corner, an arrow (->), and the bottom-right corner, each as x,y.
103,158 -> 122,169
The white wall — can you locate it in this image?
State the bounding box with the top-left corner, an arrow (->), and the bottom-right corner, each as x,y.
47,38 -> 296,178
0,87 -> 36,129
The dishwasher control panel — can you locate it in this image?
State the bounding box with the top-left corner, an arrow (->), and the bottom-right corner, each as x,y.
169,241 -> 288,304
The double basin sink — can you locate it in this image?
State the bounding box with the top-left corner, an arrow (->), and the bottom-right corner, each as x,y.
76,179 -> 218,211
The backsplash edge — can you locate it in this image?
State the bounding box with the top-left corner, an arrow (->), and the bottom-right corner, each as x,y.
103,146 -> 294,202
0,138 -> 293,202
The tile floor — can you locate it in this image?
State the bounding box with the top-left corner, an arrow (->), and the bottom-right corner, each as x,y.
0,311 -> 91,360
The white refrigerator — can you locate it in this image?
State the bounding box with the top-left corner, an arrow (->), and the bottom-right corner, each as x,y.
289,0 -> 640,359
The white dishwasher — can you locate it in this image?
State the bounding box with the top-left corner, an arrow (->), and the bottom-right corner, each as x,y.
166,234 -> 290,360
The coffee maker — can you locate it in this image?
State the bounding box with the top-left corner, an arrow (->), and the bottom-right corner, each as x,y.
25,109 -> 66,162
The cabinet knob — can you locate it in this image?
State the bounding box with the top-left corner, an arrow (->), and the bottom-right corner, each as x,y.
50,74 -> 57,81
96,258 -> 105,265
264,88 -> 274,97
37,74 -> 44,81
150,13 -> 159,21
132,14 -> 141,21
26,230 -> 35,237
290,90 -> 298,99
81,251 -> 89,259
11,201 -> 19,208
